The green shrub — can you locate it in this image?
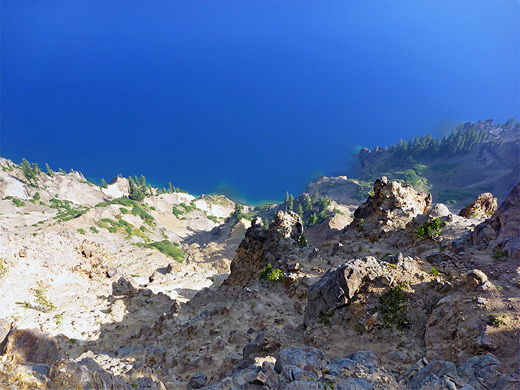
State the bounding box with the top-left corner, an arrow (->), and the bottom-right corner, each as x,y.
493,248 -> 508,262
90,226 -> 99,233
33,281 -> 56,312
259,263 -> 283,282
77,229 -> 86,235
33,192 -> 40,201
379,285 -> 410,330
172,205 -> 184,218
207,215 -> 219,223
416,218 -> 444,239
12,198 -> 25,207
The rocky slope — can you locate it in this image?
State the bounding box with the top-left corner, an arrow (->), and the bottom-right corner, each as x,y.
0,156 -> 519,390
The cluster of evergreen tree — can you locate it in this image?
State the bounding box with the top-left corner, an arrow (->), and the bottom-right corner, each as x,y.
388,123 -> 496,162
280,191 -> 331,228
128,175 -> 153,202
157,182 -> 184,195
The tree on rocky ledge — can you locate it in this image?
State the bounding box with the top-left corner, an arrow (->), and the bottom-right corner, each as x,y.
128,177 -> 145,202
21,158 -> 38,186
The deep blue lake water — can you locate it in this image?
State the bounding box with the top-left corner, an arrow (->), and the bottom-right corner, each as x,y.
1,1 -> 518,204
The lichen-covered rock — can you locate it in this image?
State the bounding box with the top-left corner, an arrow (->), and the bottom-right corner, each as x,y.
2,328 -> 59,365
225,211 -> 303,287
348,177 -> 432,238
304,257 -> 383,327
471,182 -> 520,259
459,193 -> 497,219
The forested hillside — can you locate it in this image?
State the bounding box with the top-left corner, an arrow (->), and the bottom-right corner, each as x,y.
356,119 -> 519,206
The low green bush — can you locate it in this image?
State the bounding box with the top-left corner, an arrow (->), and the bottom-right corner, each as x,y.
259,263 -> 283,282
416,218 -> 444,239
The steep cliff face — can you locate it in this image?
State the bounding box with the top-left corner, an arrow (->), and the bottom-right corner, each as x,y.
224,211 -> 303,287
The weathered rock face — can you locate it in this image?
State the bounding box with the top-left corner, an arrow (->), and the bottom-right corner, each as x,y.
207,347 -> 400,390
224,211 -> 303,287
2,329 -> 59,365
425,295 -> 494,363
349,177 -> 432,238
406,353 -> 503,390
459,193 -> 497,219
48,357 -> 130,390
471,182 -> 520,259
76,240 -> 112,279
304,257 -> 383,328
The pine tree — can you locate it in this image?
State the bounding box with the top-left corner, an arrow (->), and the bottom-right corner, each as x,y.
45,163 -> 54,177
140,175 -> 146,188
296,203 -> 303,217
21,158 -> 38,186
306,212 -> 318,227
311,192 -> 318,204
32,163 -> 41,175
288,194 -> 294,211
303,194 -> 312,212
168,182 -> 173,194
263,217 -> 269,228
128,177 -> 145,202
101,178 -> 108,188
285,191 -> 290,203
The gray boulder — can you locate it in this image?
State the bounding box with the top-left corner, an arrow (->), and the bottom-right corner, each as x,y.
304,257 -> 383,327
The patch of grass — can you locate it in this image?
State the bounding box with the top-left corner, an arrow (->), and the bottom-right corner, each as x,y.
172,205 -> 184,218
77,229 -> 86,235
90,226 -> 99,233
136,240 -> 185,262
379,285 -> 410,330
416,218 -> 444,240
259,263 -> 283,283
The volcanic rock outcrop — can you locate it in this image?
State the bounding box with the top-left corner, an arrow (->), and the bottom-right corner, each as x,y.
348,177 -> 432,239
471,182 -> 520,259
459,192 -> 497,219
224,211 -> 303,287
